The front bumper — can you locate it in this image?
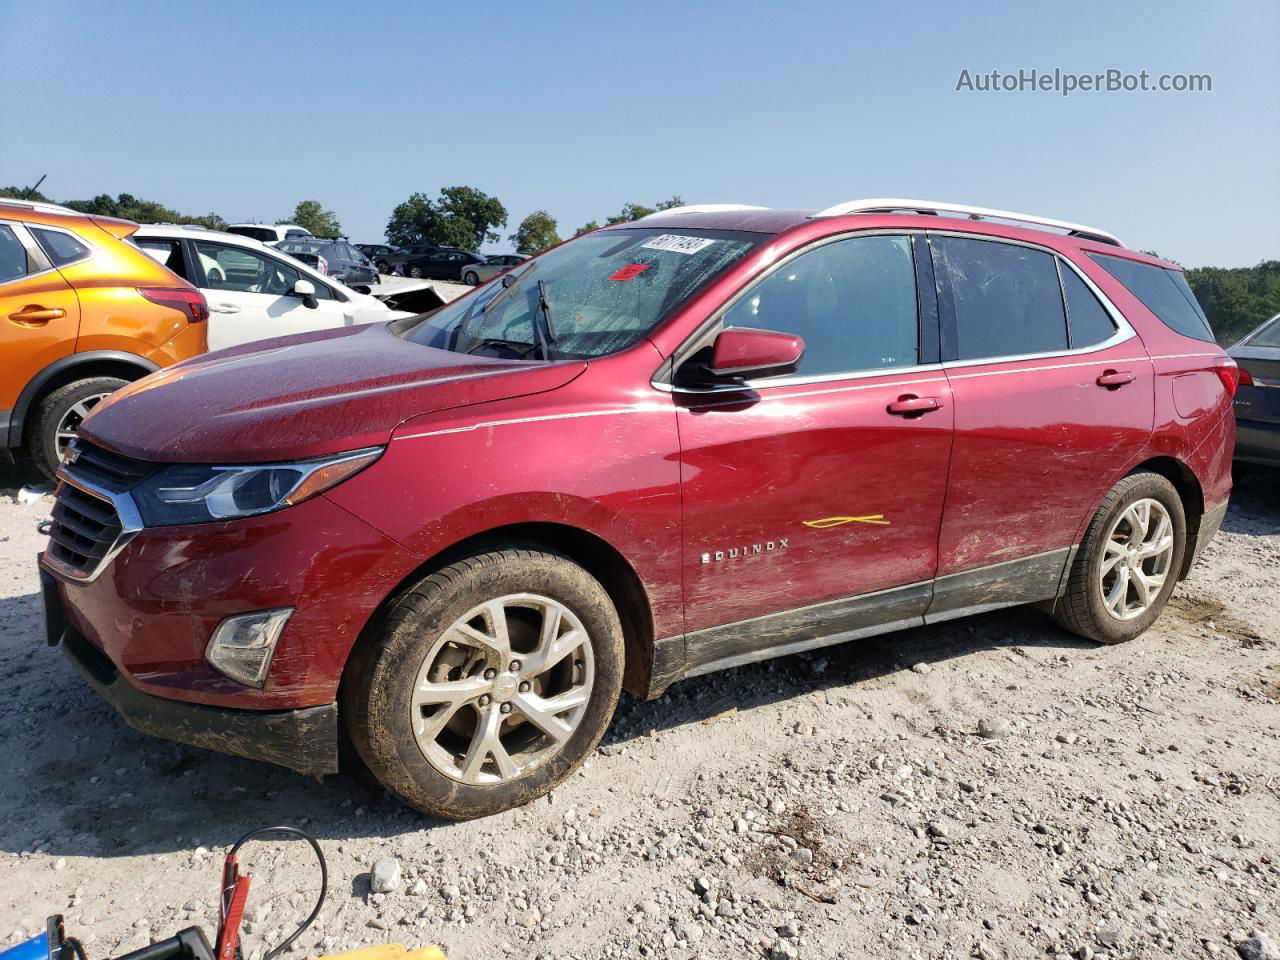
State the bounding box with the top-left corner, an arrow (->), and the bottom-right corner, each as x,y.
62,625 -> 339,776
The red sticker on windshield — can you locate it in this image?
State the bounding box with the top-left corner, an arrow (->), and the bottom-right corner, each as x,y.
609,263 -> 649,282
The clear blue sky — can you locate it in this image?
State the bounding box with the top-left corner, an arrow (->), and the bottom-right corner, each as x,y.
1,0 -> 1275,266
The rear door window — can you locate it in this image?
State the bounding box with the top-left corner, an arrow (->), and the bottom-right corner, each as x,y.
1089,253 -> 1215,343
932,236 -> 1067,361
722,234 -> 920,378
1059,263 -> 1116,349
31,228 -> 91,267
0,225 -> 30,283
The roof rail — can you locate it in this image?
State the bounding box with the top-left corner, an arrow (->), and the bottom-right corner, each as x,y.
0,198 -> 80,216
638,203 -> 768,219
810,198 -> 1123,247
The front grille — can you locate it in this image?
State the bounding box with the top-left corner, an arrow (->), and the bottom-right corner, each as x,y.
47,483 -> 125,578
67,441 -> 158,492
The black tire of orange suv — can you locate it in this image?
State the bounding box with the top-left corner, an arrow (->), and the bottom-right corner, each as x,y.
1053,471 -> 1188,644
29,376 -> 130,478
342,544 -> 625,820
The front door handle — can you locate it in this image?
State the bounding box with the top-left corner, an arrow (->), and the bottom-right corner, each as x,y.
8,306 -> 66,325
1096,370 -> 1135,389
887,395 -> 944,417
209,303 -> 241,314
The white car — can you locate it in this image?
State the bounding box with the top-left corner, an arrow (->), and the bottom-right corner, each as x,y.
226,223 -> 313,246
132,225 -> 425,351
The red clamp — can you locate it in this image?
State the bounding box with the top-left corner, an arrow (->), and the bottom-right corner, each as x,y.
216,853 -> 252,960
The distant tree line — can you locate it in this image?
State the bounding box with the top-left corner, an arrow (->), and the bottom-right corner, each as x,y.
5,183 -> 1273,339
1184,261 -> 1280,345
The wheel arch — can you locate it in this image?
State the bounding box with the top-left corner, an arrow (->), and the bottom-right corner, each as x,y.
1129,455 -> 1205,580
7,351 -> 158,449
343,521 -> 660,702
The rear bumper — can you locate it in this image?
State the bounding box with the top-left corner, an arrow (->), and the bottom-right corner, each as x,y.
1234,418 -> 1280,467
62,626 -> 339,776
1185,499 -> 1228,575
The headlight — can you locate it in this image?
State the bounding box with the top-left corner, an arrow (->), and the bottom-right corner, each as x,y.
132,447 -> 382,526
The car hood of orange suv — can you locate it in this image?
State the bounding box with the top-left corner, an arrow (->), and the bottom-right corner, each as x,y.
78,322 -> 586,463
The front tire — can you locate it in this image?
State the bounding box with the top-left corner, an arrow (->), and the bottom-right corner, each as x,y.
28,376 -> 128,478
343,544 -> 625,819
1053,471 -> 1186,644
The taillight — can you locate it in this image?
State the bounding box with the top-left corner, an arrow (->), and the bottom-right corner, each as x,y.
1214,359 -> 1241,397
139,287 -> 209,323
1237,367 -> 1255,387
317,256 -> 329,275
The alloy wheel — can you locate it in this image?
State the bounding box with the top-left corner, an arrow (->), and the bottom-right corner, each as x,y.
409,593 -> 594,785
55,393 -> 111,460
1098,497 -> 1174,621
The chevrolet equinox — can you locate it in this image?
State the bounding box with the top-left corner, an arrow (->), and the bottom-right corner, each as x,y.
40,199 -> 1237,819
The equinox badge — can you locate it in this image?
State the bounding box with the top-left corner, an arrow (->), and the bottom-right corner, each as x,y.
700,539 -> 789,564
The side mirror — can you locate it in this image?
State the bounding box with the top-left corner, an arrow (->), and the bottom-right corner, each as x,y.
706,327 -> 805,380
290,278 -> 319,310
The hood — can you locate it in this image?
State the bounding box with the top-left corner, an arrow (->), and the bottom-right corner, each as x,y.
370,281 -> 451,315
81,323 -> 585,463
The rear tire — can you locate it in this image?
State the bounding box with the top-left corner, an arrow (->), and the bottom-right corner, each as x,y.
343,544 -> 624,819
409,266 -> 424,279
463,270 -> 479,286
1053,471 -> 1186,644
376,260 -> 391,274
28,377 -> 128,478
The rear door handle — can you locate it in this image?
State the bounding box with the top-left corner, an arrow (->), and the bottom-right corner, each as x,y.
8,306 -> 66,324
1096,370 -> 1135,388
887,395 -> 944,417
209,303 -> 241,314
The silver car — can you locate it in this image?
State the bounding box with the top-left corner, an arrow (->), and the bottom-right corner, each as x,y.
463,253 -> 528,285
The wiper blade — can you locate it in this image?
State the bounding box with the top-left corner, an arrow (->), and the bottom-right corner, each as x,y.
482,260 -> 537,315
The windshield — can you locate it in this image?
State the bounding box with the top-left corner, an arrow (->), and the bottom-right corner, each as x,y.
392,227 -> 762,360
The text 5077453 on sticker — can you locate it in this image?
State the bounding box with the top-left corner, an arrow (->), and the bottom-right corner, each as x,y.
641,234 -> 718,255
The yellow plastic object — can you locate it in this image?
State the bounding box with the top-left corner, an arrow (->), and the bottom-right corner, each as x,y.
316,946 -> 446,960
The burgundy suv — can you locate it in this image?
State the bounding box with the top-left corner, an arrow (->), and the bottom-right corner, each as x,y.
41,199 -> 1237,819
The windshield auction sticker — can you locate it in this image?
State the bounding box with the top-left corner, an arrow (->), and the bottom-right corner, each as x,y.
641,234 -> 717,255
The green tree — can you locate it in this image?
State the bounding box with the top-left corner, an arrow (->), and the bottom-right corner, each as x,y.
574,220 -> 600,237
606,202 -> 656,225
62,192 -> 224,230
510,210 -> 561,255
1185,260 -> 1280,345
1,185 -> 51,202
386,186 -> 507,251
281,200 -> 341,237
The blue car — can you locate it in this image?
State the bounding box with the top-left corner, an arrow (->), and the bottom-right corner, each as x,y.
1229,312 -> 1280,468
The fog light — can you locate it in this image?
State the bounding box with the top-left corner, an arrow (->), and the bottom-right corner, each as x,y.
206,608 -> 293,687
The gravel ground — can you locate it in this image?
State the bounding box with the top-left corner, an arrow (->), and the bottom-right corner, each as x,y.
0,460 -> 1276,960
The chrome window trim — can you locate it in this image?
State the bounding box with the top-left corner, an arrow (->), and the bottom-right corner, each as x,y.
42,468 -> 144,584
24,221 -> 97,272
652,226 -> 1140,396
927,229 -> 1136,370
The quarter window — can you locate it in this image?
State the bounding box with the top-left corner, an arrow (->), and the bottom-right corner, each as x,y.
135,239 -> 189,280
0,225 -> 30,283
31,228 -> 90,267
934,236 -> 1067,361
1089,253 -> 1215,343
722,235 -> 920,378
1059,263 -> 1116,348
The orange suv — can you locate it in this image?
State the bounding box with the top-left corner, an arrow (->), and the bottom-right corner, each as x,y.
0,199 -> 208,476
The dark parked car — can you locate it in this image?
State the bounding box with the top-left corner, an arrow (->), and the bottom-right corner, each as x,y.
278,238 -> 379,290
1229,312 -> 1280,468
402,247 -> 487,282
356,244 -> 409,275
